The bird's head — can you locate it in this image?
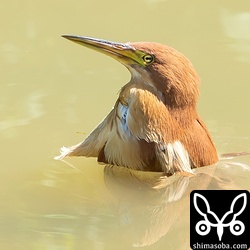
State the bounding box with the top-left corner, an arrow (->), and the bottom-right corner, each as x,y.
62,35 -> 199,109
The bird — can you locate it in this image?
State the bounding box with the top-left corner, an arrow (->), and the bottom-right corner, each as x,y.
55,35 -> 219,176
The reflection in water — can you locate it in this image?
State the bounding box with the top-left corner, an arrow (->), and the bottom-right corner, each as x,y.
104,158 -> 250,248
0,157 -> 249,249
7,162 -> 117,250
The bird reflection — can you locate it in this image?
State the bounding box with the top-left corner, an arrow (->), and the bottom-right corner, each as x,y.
103,157 -> 250,248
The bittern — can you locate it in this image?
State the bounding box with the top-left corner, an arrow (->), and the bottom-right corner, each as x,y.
55,35 -> 219,175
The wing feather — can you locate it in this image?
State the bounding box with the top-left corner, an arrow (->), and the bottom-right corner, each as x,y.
54,109 -> 115,160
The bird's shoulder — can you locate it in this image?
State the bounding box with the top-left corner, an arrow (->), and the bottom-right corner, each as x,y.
116,84 -> 182,143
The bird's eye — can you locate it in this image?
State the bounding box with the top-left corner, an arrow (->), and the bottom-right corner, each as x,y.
142,54 -> 154,64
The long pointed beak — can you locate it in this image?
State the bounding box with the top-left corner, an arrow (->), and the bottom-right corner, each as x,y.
62,35 -> 140,66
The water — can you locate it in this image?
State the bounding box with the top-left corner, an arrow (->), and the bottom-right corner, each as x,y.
1,0 -> 250,249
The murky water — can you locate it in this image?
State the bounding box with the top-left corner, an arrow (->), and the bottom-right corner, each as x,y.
1,0 -> 250,249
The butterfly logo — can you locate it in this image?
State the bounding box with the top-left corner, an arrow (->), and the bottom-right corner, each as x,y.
193,193 -> 247,241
